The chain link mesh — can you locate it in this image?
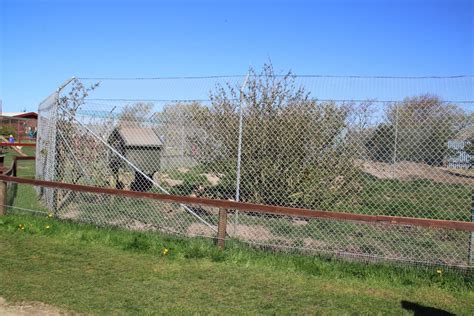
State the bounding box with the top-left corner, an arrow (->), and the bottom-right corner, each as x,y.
35,75 -> 474,268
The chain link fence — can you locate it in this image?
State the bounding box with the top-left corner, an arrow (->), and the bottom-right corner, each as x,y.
35,73 -> 474,268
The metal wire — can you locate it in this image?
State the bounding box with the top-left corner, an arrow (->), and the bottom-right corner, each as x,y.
1,204 -> 48,215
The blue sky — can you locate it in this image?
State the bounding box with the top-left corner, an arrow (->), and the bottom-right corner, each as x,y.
1,0 -> 473,112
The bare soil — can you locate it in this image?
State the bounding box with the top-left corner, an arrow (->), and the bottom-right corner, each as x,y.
186,222 -> 275,242
200,173 -> 220,186
359,160 -> 474,185
0,297 -> 67,316
177,167 -> 190,173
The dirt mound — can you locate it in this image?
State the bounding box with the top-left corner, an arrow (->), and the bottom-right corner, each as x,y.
360,160 -> 474,185
0,297 -> 68,316
186,223 -> 275,242
186,222 -> 215,237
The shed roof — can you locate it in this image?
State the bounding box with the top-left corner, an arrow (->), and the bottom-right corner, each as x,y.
116,126 -> 163,147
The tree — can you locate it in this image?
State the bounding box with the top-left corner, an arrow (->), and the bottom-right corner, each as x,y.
365,124 -> 395,163
193,63 -> 364,209
118,102 -> 153,127
55,79 -> 100,184
366,95 -> 467,166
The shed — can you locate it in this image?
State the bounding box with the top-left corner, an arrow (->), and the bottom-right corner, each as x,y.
108,126 -> 163,176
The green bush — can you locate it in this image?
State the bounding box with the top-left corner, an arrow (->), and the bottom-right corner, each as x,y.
365,124 -> 395,162
0,125 -> 17,139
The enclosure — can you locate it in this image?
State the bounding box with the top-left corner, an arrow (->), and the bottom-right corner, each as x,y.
34,69 -> 474,268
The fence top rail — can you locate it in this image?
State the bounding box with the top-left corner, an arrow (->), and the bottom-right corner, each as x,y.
1,174 -> 473,232
13,156 -> 36,161
0,143 -> 36,147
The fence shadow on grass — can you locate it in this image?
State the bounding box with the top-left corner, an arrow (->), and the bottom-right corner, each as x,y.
401,300 -> 455,316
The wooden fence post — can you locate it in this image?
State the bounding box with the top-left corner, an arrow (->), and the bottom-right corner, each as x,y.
0,180 -> 6,216
217,208 -> 228,250
0,154 -> 4,215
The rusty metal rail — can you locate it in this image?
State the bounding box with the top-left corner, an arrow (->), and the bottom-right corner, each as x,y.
0,143 -> 36,147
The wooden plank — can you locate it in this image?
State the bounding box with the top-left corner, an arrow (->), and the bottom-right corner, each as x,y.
0,180 -> 5,215
0,136 -> 29,156
1,174 -> 474,232
217,208 -> 228,250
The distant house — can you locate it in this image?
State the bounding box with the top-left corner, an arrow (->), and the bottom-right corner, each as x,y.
0,112 -> 38,140
447,127 -> 473,169
1,112 -> 38,120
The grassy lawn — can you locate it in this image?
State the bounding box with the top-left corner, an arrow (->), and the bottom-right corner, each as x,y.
0,213 -> 473,315
1,148 -> 473,314
1,146 -> 47,213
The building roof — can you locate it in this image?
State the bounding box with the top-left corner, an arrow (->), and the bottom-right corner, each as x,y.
116,126 -> 163,147
0,112 -> 38,119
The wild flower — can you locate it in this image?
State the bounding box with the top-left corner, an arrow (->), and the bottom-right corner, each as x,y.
162,248 -> 169,255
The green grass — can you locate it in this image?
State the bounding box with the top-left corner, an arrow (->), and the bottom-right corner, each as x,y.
0,213 -> 473,315
1,148 -> 473,313
1,146 -> 48,213
165,168 -> 210,196
351,176 -> 471,221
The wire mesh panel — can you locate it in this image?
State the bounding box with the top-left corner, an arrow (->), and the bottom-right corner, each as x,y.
34,73 -> 474,268
50,187 -> 221,238
36,91 -> 59,209
226,211 -> 472,268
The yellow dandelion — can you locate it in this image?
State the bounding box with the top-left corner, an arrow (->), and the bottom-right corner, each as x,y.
45,225 -> 50,229
437,269 -> 443,275
18,224 -> 25,230
48,213 -> 53,218
162,248 -> 169,255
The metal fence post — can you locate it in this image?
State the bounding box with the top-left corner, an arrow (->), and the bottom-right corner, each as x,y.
234,74 -> 249,234
469,192 -> 474,266
217,208 -> 228,250
0,154 -> 7,215
393,102 -> 399,165
49,77 -> 75,214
